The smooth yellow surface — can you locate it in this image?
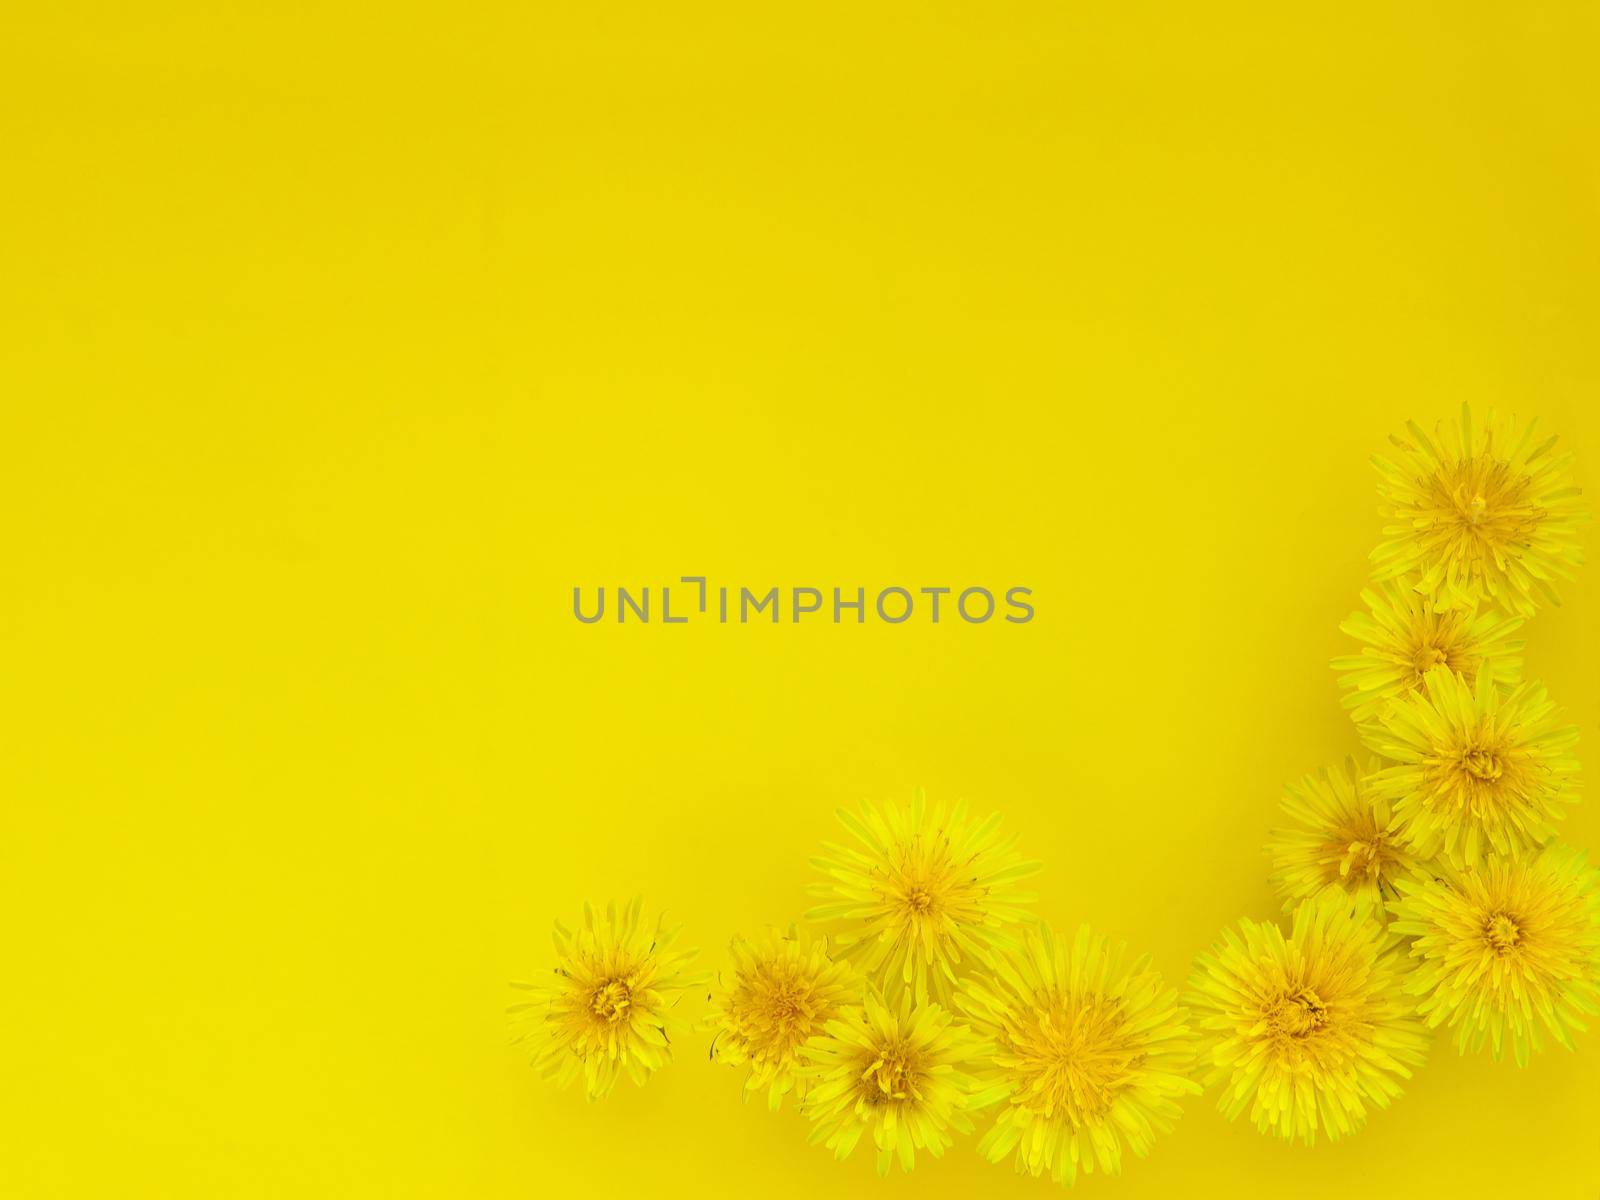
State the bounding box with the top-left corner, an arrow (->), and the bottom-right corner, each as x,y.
4,3 -> 1599,1196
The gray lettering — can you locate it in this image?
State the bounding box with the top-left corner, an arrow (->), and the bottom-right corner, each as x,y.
958,587 -> 995,623
618,587 -> 649,622
793,587 -> 823,621
681,575 -> 708,612
876,587 -> 913,623
573,587 -> 605,623
741,587 -> 779,623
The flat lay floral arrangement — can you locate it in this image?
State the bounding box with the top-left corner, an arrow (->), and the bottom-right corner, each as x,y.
510,406 -> 1600,1187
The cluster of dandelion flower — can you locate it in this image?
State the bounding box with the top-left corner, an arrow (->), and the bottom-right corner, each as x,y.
788,791 -> 1201,1182
1352,408 -> 1598,1061
513,789 -> 1203,1186
1213,403 -> 1598,1146
512,403 -> 1600,1180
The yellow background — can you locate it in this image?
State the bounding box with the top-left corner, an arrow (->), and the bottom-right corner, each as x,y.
4,3 -> 1598,1196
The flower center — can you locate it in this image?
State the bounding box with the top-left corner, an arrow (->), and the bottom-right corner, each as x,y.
1484,913 -> 1522,954
1411,643 -> 1449,674
590,979 -> 632,1023
1268,987 -> 1327,1039
1425,453 -> 1539,551
904,886 -> 935,915
1006,995 -> 1136,1121
1338,836 -> 1383,880
1461,748 -> 1503,781
861,1046 -> 916,1101
759,983 -> 811,1036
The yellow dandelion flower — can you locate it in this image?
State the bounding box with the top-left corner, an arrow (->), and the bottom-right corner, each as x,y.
806,789 -> 1039,1005
703,925 -> 860,1109
509,898 -> 702,1101
956,924 -> 1199,1187
1188,893 -> 1429,1145
1390,842 -> 1600,1065
1361,666 -> 1579,868
1331,580 -> 1523,723
800,987 -> 994,1175
1371,403 -> 1586,616
1266,758 -> 1419,917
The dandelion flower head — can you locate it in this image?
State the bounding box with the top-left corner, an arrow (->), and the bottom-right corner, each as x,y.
1266,758 -> 1418,917
800,988 -> 994,1175
1371,404 -> 1585,616
1188,893 -> 1429,1145
1332,580 -> 1522,723
957,923 -> 1199,1186
703,925 -> 859,1109
1362,666 -> 1578,867
509,898 -> 702,1101
807,789 -> 1039,1004
1390,842 -> 1600,1065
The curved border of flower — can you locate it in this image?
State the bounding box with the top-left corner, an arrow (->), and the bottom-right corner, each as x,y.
511,405 -> 1600,1185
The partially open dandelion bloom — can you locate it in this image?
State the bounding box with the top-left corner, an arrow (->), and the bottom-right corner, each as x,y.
1371,404 -> 1585,616
807,789 -> 1039,1004
1188,894 -> 1429,1145
1390,842 -> 1600,1065
1331,580 -> 1523,722
956,924 -> 1199,1187
1362,666 -> 1579,867
703,926 -> 859,1109
509,898 -> 702,1101
1266,759 -> 1418,917
800,988 -> 993,1175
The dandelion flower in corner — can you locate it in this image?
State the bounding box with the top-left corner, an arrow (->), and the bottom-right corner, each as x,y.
800,987 -> 994,1175
1266,758 -> 1418,917
1390,842 -> 1600,1065
1188,893 -> 1429,1145
1331,580 -> 1523,723
509,898 -> 702,1101
807,789 -> 1039,1004
702,926 -> 859,1109
1371,403 -> 1586,616
957,924 -> 1199,1187
1362,666 -> 1579,868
